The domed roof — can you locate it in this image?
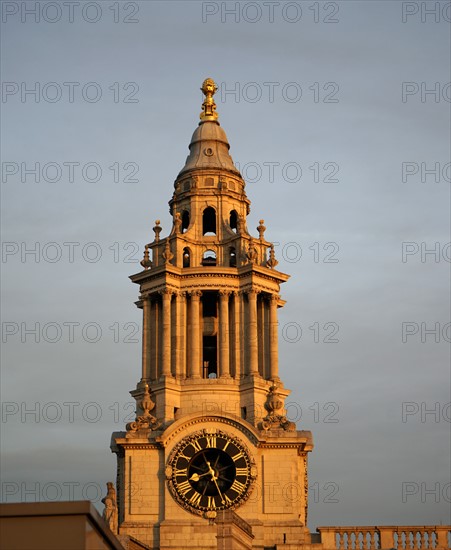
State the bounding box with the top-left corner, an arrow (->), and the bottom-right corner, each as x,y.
177,78 -> 241,178
177,120 -> 240,177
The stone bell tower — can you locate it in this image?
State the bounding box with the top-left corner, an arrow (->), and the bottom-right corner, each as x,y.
110,79 -> 313,550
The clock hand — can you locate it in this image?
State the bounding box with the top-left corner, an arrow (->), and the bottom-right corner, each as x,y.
189,471 -> 211,482
210,473 -> 225,505
204,461 -> 225,504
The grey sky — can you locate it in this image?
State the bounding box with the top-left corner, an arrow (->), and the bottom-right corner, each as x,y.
1,0 -> 450,528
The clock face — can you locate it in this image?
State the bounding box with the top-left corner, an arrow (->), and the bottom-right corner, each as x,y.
167,430 -> 255,515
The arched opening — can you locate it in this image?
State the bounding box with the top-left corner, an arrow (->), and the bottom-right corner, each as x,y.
181,210 -> 190,233
202,249 -> 216,266
229,247 -> 236,267
182,247 -> 190,268
230,210 -> 238,233
202,207 -> 216,235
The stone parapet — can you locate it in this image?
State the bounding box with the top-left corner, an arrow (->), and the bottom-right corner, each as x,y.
316,526 -> 451,550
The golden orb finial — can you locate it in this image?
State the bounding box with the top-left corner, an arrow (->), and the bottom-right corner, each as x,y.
200,78 -> 218,121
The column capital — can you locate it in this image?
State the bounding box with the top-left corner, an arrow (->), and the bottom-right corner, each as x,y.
190,289 -> 202,298
247,288 -> 260,297
159,288 -> 174,297
219,289 -> 232,298
269,293 -> 280,303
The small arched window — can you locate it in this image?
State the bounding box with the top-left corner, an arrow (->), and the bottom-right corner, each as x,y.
181,210 -> 190,233
202,249 -> 216,266
229,247 -> 236,267
230,210 -> 238,233
203,207 -> 216,236
182,247 -> 191,268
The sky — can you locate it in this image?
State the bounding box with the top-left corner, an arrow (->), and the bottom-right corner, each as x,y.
1,0 -> 450,530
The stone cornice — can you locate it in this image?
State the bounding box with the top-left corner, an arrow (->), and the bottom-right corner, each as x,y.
112,440 -> 161,450
130,261 -> 289,287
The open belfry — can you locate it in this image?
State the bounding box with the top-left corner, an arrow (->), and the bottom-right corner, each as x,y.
110,78 -> 314,550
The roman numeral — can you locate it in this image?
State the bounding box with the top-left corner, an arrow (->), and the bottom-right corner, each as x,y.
177,480 -> 192,496
178,451 -> 192,461
174,467 -> 188,477
231,451 -> 244,462
205,436 -> 217,448
230,479 -> 246,495
223,493 -> 233,505
235,468 -> 248,477
188,491 -> 202,507
207,496 -> 217,509
190,439 -> 202,452
222,440 -> 230,452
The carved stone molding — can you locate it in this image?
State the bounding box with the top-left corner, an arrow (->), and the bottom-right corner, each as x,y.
161,415 -> 261,447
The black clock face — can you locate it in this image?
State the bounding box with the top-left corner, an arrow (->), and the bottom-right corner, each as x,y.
168,430 -> 254,514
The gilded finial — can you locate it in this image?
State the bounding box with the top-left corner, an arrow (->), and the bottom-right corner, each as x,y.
200,78 -> 218,121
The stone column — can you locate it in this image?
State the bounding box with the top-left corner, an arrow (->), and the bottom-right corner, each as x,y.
219,290 -> 231,378
234,291 -> 242,379
189,290 -> 202,378
161,289 -> 172,377
141,295 -> 151,381
174,292 -> 185,378
150,296 -> 158,380
247,290 -> 259,375
269,294 -> 280,381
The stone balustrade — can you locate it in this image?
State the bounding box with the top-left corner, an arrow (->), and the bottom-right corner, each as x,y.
316,526 -> 451,550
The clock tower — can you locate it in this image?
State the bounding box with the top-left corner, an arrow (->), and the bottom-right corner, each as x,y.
110,79 -> 313,550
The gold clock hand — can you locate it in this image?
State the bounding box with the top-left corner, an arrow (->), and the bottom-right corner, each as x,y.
189,471 -> 210,482
210,473 -> 225,505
